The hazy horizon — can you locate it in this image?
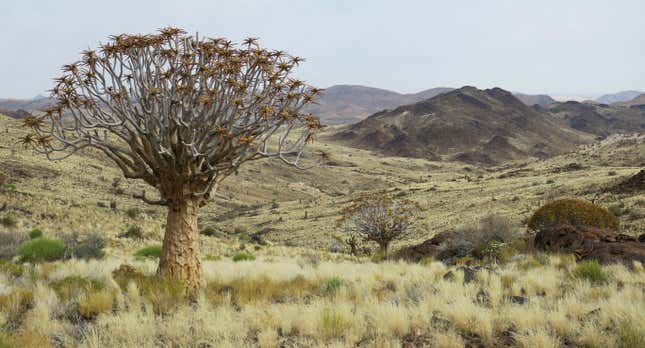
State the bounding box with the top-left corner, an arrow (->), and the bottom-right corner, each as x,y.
1,0 -> 644,98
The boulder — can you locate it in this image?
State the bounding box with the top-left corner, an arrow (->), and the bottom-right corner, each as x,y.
534,224 -> 645,264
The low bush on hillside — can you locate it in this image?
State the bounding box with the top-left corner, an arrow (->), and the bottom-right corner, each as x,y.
18,237 -> 66,262
527,198 -> 619,231
119,225 -> 145,240
573,260 -> 608,284
232,252 -> 255,262
199,226 -> 219,237
62,232 -> 106,260
439,214 -> 523,263
0,231 -> 28,260
134,245 -> 162,259
27,228 -> 43,239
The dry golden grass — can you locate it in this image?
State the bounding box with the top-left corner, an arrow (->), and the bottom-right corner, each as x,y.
0,257 -> 641,347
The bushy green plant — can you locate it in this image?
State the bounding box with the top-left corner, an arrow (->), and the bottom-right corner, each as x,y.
199,226 -> 219,237
27,228 -> 43,240
18,238 -> 66,262
2,183 -> 16,192
573,260 -> 608,284
134,245 -> 162,259
322,277 -> 345,294
125,207 -> 141,219
232,252 -> 255,262
527,198 -> 619,231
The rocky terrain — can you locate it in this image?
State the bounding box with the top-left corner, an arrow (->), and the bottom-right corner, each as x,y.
332,86 -> 593,164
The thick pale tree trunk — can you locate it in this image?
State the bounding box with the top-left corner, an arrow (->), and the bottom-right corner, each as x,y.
157,198 -> 204,288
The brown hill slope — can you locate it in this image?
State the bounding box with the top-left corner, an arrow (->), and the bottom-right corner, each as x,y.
304,85 -> 556,125
0,97 -> 55,112
333,86 -> 593,164
547,101 -> 645,136
304,85 -> 453,124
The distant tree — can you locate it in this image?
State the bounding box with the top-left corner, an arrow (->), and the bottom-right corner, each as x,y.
23,28 -> 322,288
338,194 -> 421,253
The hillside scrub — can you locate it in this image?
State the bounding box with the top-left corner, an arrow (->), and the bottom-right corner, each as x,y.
527,198 -> 619,231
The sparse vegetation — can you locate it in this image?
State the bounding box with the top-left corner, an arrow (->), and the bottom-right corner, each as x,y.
338,194 -> 421,252
119,225 -> 145,240
232,252 -> 256,262
134,245 -> 163,259
573,259 -> 609,284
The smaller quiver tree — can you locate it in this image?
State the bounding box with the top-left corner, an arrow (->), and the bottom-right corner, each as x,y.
21,28 -> 322,288
338,194 -> 421,253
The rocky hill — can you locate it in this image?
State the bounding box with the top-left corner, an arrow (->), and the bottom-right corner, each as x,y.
305,85 -> 559,125
304,85 -> 453,124
513,93 -> 555,107
547,101 -> 645,136
596,90 -> 644,104
0,97 -> 55,112
333,86 -> 593,164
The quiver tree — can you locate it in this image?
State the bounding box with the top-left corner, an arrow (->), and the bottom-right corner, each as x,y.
22,28 -> 322,288
338,194 -> 421,253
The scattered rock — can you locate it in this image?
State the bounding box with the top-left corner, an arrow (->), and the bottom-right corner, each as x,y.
458,266 -> 478,284
534,224 -> 645,264
510,296 -> 529,305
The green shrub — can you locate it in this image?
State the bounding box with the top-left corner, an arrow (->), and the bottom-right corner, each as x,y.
126,207 -> 141,219
119,225 -> 144,240
527,198 -> 619,231
199,226 -> 219,237
18,238 -> 66,262
2,183 -> 16,192
27,228 -> 43,240
232,252 -> 255,262
134,245 -> 162,259
322,277 -> 345,294
203,254 -> 221,261
573,260 -> 608,284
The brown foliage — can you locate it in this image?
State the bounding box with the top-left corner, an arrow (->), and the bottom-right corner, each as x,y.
338,194 -> 421,252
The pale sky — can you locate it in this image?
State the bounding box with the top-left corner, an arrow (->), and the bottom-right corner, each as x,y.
1,0 -> 644,98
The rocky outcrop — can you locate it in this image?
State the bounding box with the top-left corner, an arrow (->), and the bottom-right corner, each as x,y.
534,224 -> 645,264
609,170 -> 645,194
